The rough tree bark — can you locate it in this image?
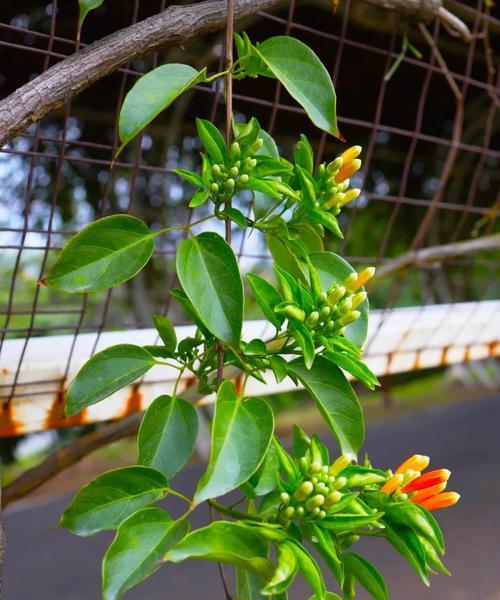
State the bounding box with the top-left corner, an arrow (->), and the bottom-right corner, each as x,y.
0,0 -> 470,148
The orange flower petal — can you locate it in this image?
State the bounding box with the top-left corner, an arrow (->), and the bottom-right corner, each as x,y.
410,482 -> 447,504
395,454 -> 430,475
403,469 -> 451,492
418,492 -> 460,511
335,158 -> 361,183
381,473 -> 404,495
351,267 -> 376,291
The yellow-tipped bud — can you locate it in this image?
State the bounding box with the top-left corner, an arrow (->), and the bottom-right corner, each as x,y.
329,453 -> 353,476
340,145 -> 362,165
306,494 -> 325,510
323,192 -> 344,210
280,492 -> 290,505
328,285 -> 346,306
395,454 -> 430,475
324,491 -> 342,507
351,267 -> 376,291
309,461 -> 322,475
335,158 -> 362,183
340,310 -> 361,326
380,473 -> 404,495
327,156 -> 344,174
295,481 -> 314,501
340,188 -> 361,206
351,291 -> 367,309
284,506 -> 295,519
332,476 -> 347,490
342,273 -> 358,289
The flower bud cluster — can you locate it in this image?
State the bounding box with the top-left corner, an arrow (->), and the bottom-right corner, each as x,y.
316,145 -> 362,215
209,138 -> 263,205
276,454 -> 352,528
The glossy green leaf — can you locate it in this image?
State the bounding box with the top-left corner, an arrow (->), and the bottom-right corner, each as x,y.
193,381 -> 274,504
294,134 -> 314,173
245,339 -> 268,356
321,513 -> 384,532
324,351 -> 379,390
308,594 -> 341,600
309,524 -> 344,587
292,425 -> 311,458
310,252 -> 369,346
176,232 -> 243,345
291,323 -> 315,369
220,207 -> 248,228
189,189 -> 209,208
253,442 -> 280,496
269,355 -> 288,383
385,502 -> 444,554
343,553 -> 388,600
173,168 -> 204,187
78,0 -> 104,28
196,118 -> 227,163
102,509 -> 189,600
152,314 -> 177,353
138,395 -> 198,479
381,521 -> 429,585
167,521 -> 274,578
45,215 -> 154,293
247,273 -> 284,329
66,344 -> 156,416
287,356 -> 364,456
59,466 -> 167,536
262,541 -> 298,595
254,37 -> 339,137
170,289 -> 212,339
118,65 -> 206,154
289,540 -> 327,600
267,234 -> 307,283
237,569 -> 269,600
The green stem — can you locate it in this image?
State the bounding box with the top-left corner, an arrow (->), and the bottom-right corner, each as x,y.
208,499 -> 263,522
166,487 -> 192,505
152,214 -> 216,237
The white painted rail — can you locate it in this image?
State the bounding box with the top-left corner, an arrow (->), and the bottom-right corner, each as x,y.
1,301 -> 498,435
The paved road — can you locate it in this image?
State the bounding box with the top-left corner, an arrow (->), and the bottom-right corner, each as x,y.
4,394 -> 500,599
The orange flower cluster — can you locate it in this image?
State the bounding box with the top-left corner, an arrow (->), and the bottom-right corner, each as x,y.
335,145 -> 362,184
381,454 -> 460,511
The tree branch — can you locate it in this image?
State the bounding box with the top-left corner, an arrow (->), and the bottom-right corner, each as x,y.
372,234 -> 500,282
0,0 -> 282,148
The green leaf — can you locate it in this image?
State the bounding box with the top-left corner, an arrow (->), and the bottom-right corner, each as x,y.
288,540 -> 327,600
308,594 -> 341,600
193,381 -> 274,504
343,553 -> 388,600
385,502 -> 444,554
309,524 -> 344,586
170,289 -> 212,339
269,355 -> 288,383
173,168 -> 205,187
247,273 -> 284,329
176,232 -> 243,345
59,466 -> 167,536
253,442 -> 280,496
321,514 -> 384,532
291,323 -> 315,369
102,509 -> 189,600
292,425 -> 311,458
45,215 -> 154,293
237,569 -> 269,600
152,314 -> 177,353
244,339 -> 268,356
310,252 -> 369,346
324,351 -> 379,390
66,344 -> 155,416
267,234 -> 307,283
78,0 -> 104,28
287,356 -> 364,456
262,541 -> 298,595
118,65 -> 206,154
196,118 -> 227,163
294,134 -> 314,173
138,395 -> 198,480
167,521 -> 274,578
220,207 -> 248,228
254,36 -> 339,137
381,521 -> 429,585
189,189 -> 209,208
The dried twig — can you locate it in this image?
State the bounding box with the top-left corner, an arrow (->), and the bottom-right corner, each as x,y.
371,234 -> 500,282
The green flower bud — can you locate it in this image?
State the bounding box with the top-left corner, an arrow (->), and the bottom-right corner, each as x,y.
212,164 -> 222,177
296,507 -> 305,518
228,166 -> 239,177
327,285 -> 346,306
342,273 -> 358,290
316,483 -> 329,495
225,178 -> 235,190
246,158 -> 257,169
325,319 -> 337,332
318,292 -> 328,304
330,454 -> 353,475
306,494 -> 325,510
230,142 -> 240,158
327,156 -> 343,174
294,481 -> 314,501
312,507 -> 321,516
299,456 -> 309,474
339,296 -> 353,313
280,492 -> 290,505
284,506 -> 295,519
324,491 -> 342,507
305,311 -> 319,328
340,534 -> 359,548
311,476 -> 319,485
323,192 -> 344,210
239,173 -> 249,184
210,183 -> 219,194
319,305 -> 331,320
333,476 -> 347,489
333,207 -> 341,216
321,465 -> 329,474
274,303 -> 305,322
340,310 -> 361,326
250,138 -> 264,153
308,461 -> 322,475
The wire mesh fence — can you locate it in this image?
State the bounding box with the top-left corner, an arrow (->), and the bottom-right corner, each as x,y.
0,0 -> 498,433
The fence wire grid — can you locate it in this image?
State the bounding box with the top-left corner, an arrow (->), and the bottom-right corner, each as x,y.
0,0 -> 499,423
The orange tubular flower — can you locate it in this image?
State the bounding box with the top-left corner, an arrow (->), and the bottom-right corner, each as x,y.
340,145 -> 362,165
410,482 -> 447,504
395,454 -> 430,475
418,492 -> 460,511
403,469 -> 451,492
